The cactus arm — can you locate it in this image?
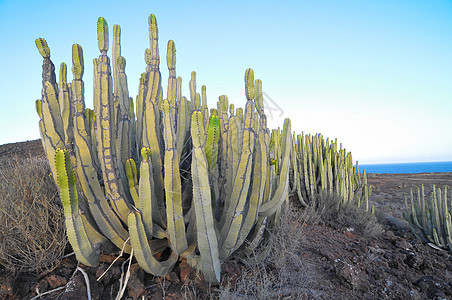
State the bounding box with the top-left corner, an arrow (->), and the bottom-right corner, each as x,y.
136,73 -> 145,155
162,99 -> 188,254
176,95 -> 189,157
54,148 -> 99,267
112,24 -> 121,98
201,85 -> 210,129
259,118 -> 291,217
125,158 -> 140,207
189,71 -> 196,104
116,56 -> 132,171
35,38 -> 65,176
241,216 -> 267,257
139,147 -> 165,239
175,77 -> 188,157
445,214 -> 452,250
58,62 -> 73,145
234,118 -> 269,250
127,210 -> 178,276
142,87 -> 166,226
166,40 -> 177,123
71,44 -> 131,252
205,114 -> 220,171
190,110 -> 221,283
142,17 -> 165,224
94,19 -> 131,222
79,208 -> 113,252
219,99 -> 255,260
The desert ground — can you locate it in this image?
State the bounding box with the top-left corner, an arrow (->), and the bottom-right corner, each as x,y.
0,139 -> 451,299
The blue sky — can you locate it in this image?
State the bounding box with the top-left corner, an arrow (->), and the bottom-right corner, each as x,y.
0,0 -> 451,164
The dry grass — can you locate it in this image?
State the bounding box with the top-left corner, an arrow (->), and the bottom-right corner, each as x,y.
218,203 -> 321,299
0,155 -> 67,274
314,190 -> 384,238
216,193 -> 383,298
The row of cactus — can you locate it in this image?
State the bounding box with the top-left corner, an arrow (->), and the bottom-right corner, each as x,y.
35,15 -> 292,283
290,133 -> 371,210
404,185 -> 452,252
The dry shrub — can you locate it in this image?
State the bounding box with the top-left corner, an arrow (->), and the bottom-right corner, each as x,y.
0,155 -> 67,274
218,203 -> 321,299
315,191 -> 383,238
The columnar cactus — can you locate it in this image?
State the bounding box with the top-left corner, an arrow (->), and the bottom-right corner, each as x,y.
35,14 -> 291,283
290,133 -> 370,209
404,185 -> 452,252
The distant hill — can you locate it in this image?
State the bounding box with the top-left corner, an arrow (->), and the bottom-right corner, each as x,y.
0,139 -> 44,159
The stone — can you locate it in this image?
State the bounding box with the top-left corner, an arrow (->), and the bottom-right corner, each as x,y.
46,274 -> 67,289
165,272 -> 180,285
334,259 -> 360,290
0,274 -> 14,299
57,272 -> 88,300
127,263 -> 145,300
95,263 -> 121,286
404,253 -> 421,269
395,240 -> 413,251
31,279 -> 48,295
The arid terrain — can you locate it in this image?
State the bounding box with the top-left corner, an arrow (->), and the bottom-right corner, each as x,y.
0,140 -> 451,299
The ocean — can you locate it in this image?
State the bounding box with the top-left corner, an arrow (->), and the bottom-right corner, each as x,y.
357,161 -> 452,174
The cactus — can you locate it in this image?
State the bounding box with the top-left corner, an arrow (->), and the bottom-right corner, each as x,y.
404,185 -> 452,252
35,14 -> 291,283
290,133 -> 370,211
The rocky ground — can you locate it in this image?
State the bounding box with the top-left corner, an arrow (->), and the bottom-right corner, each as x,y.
0,140 -> 451,299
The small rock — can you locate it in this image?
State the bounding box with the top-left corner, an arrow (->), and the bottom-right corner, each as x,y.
59,267 -> 74,278
368,246 -> 378,254
166,292 -> 185,300
319,249 -> 336,261
165,272 -> 180,285
433,260 -> 446,270
344,231 -> 355,238
179,258 -> 191,283
58,272 -> 88,300
415,276 -> 442,296
31,279 -> 48,295
46,274 -> 67,289
386,230 -> 395,239
368,240 -> 377,248
409,289 -> 422,300
404,253 -> 421,269
0,274 -> 14,298
127,263 -> 145,300
151,290 -> 164,300
334,259 -> 360,290
221,261 -> 241,287
420,259 -> 434,273
95,263 -> 121,286
98,253 -> 124,264
396,240 -> 413,250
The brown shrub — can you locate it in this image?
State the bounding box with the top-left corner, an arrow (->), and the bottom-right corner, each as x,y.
0,155 -> 67,274
218,203 -> 320,299
314,190 -> 383,238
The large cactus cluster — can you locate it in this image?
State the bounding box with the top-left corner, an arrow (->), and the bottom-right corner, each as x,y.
35,15 -> 291,283
404,185 -> 452,252
290,133 -> 371,210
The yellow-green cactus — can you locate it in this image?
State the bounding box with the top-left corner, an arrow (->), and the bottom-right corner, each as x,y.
35,14 -> 292,284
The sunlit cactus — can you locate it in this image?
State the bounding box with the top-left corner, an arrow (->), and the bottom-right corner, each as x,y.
35,14 -> 292,283
290,133 -> 371,210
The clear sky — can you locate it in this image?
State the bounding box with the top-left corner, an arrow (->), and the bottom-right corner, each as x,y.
0,0 -> 451,164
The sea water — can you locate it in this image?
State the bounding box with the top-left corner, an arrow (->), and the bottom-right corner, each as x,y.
357,161 -> 452,174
